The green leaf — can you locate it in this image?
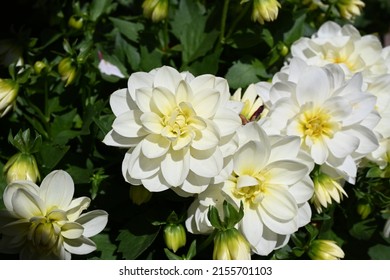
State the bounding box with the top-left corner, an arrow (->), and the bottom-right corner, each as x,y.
164,248 -> 184,260
283,13 -> 306,46
186,49 -> 222,75
90,233 -> 117,260
90,0 -> 112,22
37,143 -> 70,173
368,244 -> 390,259
225,60 -> 268,89
116,218 -> 160,260
110,17 -> 144,43
349,219 -> 377,241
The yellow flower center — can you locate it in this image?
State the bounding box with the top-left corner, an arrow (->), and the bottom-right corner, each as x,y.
298,108 -> 337,142
161,102 -> 206,150
27,209 -> 67,251
230,173 -> 267,206
324,50 -> 356,72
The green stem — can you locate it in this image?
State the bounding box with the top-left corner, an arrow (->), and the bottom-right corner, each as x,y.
225,2 -> 251,41
219,0 -> 230,46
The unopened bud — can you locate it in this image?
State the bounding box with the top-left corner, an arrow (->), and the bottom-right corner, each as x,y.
164,223 -> 186,253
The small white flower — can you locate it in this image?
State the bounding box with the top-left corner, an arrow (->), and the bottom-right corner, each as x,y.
103,66 -> 242,196
0,170 -> 108,260
186,122 -> 314,256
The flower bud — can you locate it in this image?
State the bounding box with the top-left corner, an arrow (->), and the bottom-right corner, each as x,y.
3,152 -> 41,184
33,61 -> 48,75
357,202 -> 372,219
58,57 -> 77,87
68,16 -> 84,30
0,78 -> 19,117
251,0 -> 281,25
336,0 -> 365,20
307,239 -> 345,260
311,170 -> 347,214
163,223 -> 186,253
142,0 -> 169,22
213,228 -> 251,260
129,185 -> 152,205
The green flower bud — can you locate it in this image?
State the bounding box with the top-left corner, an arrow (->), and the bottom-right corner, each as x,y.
213,228 -> 251,260
129,185 -> 152,205
33,61 -> 47,75
58,57 -> 77,87
164,223 -> 186,253
3,152 -> 41,184
142,0 -> 169,22
0,78 -> 19,117
251,0 -> 281,25
68,16 -> 84,30
307,239 -> 345,260
357,202 -> 372,219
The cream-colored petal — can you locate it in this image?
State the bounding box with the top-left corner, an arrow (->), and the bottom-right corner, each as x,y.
75,210 -> 108,237
39,170 -> 74,210
61,222 -> 84,239
12,188 -> 44,218
63,236 -> 97,255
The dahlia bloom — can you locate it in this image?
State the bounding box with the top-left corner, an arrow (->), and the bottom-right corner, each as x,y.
258,58 -> 379,184
0,170 -> 108,259
103,66 -> 242,196
290,21 -> 387,80
186,122 -> 314,256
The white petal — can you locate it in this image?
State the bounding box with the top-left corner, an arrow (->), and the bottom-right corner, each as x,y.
251,225 -> 278,256
134,87 -> 153,113
127,72 -> 154,101
233,141 -> 269,176
190,147 -> 223,177
102,130 -> 142,148
39,170 -> 74,210
141,172 -> 170,192
63,236 -> 97,255
310,140 -> 329,164
141,134 -> 170,158
175,80 -> 193,104
327,132 -> 359,158
192,89 -> 220,118
289,175 -> 314,204
161,148 -> 190,186
154,66 -> 183,93
112,110 -> 147,138
61,222 -> 84,239
236,175 -> 259,189
3,181 -> 40,213
109,89 -> 135,116
75,210 -> 108,237
212,108 -> 242,136
265,160 -> 309,185
239,205 -> 263,248
261,185 -> 298,222
150,87 -> 176,116
268,136 -> 301,162
191,121 -> 220,150
296,67 -> 330,106
12,188 -> 44,218
66,197 -> 91,221
179,171 -> 211,195
296,202 -> 312,227
126,145 -> 161,179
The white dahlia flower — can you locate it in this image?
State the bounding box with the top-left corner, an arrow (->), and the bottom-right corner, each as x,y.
258,58 -> 379,184
186,122 -> 314,256
290,21 -> 387,80
103,66 -> 242,196
0,170 -> 108,260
